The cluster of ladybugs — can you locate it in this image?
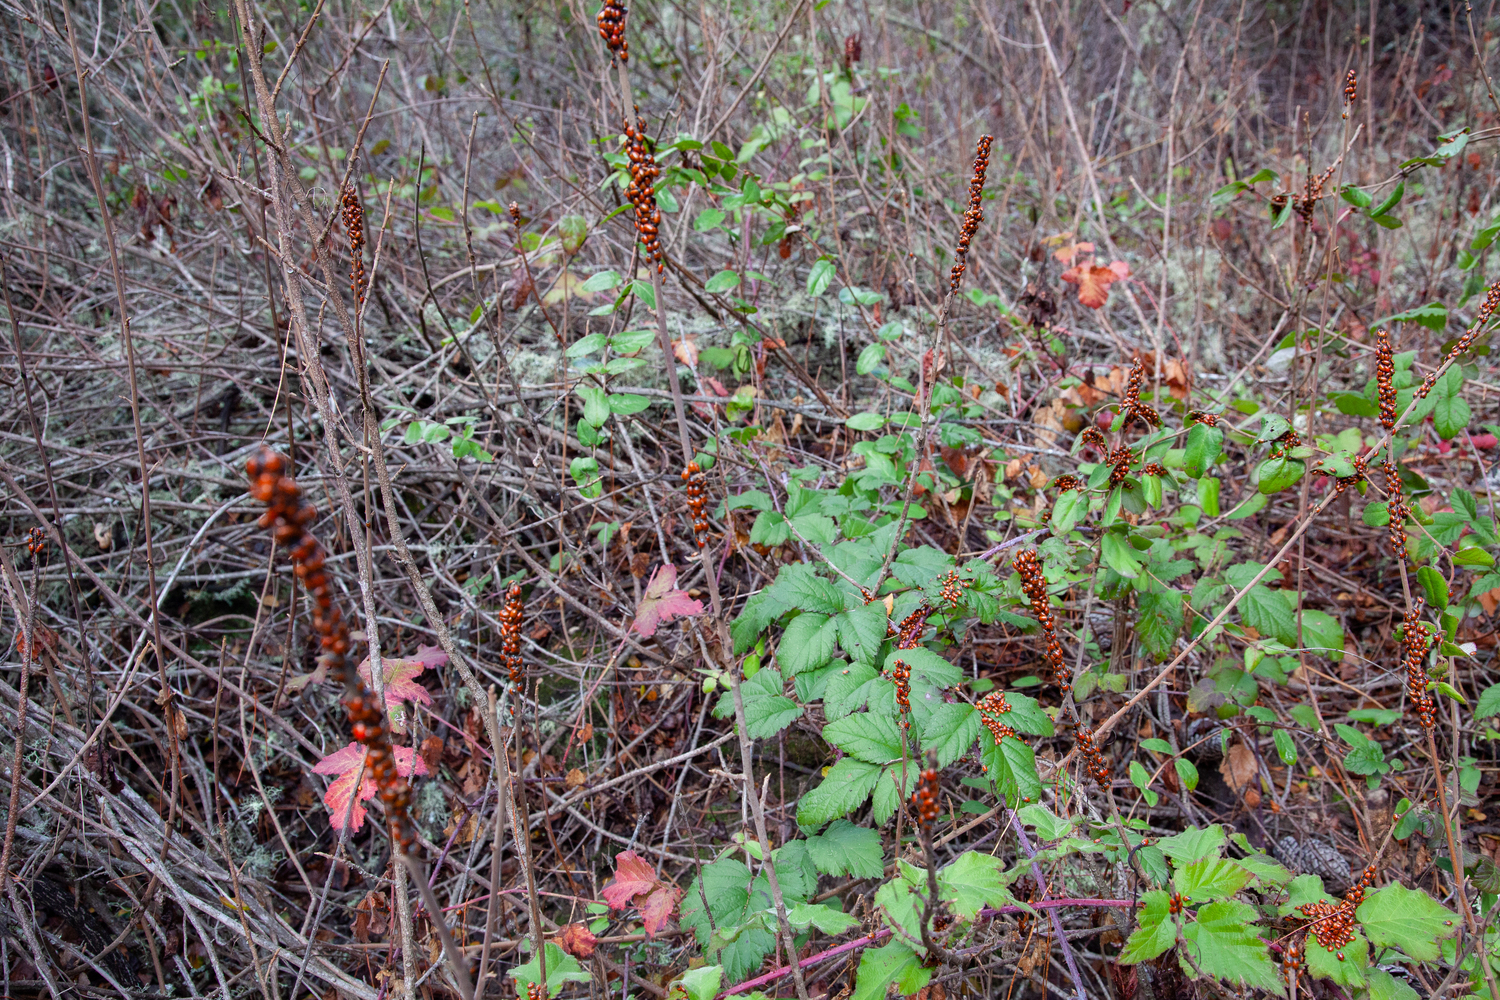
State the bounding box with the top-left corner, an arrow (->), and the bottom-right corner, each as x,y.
976,691 -> 1017,744
1342,69 -> 1358,116
25,526 -> 44,559
1187,410 -> 1218,427
911,764 -> 941,827
948,135 -> 992,293
247,447 -> 416,850
1381,459 -> 1408,562
888,658 -> 912,721
623,113 -> 664,271
682,462 -> 709,548
1014,549 -> 1068,694
1122,358 -> 1161,429
596,0 -> 628,61
1419,280 -> 1500,400
1374,329 -> 1397,429
1402,601 -> 1437,730
341,187 -> 366,305
499,582 -> 525,684
1106,445 -> 1135,488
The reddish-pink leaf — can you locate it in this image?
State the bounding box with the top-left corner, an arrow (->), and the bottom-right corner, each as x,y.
357,646 -> 444,733
311,742 -> 429,832
602,850 -> 659,909
556,922 -> 598,959
638,885 -> 683,937
1107,260 -> 1131,280
1060,263 -> 1121,309
631,564 -> 704,638
1052,240 -> 1093,265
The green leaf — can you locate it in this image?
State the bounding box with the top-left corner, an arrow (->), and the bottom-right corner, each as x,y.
558,214 -> 589,254
673,966 -> 722,1000
1375,299 -> 1446,332
1370,180 -> 1404,218
1279,873 -> 1334,916
1475,683 -> 1500,719
807,258 -> 836,297
797,757 -> 882,829
1273,729 -> 1297,764
579,270 -> 621,293
1256,455 -> 1304,494
576,385 -> 610,426
1417,565 -> 1450,612
851,941 -> 927,1000
786,574 -> 847,615
1118,890 -> 1177,964
805,819 -> 884,878
1184,423 -> 1224,478
1175,758 -> 1200,791
1434,387 -> 1472,440
694,208 -> 725,231
1234,854 -> 1291,887
1137,591 -> 1184,660
1306,929 -> 1366,986
1051,489 -> 1087,535
1455,545 -> 1495,567
1367,969 -> 1420,1000
1363,501 -> 1391,527
1017,803 -> 1073,841
993,691 -> 1054,736
836,605 -> 889,665
608,393 -> 651,415
510,943 -> 591,998
1241,586 -> 1296,645
1158,825 -> 1227,864
938,851 -> 1014,918
981,735 -> 1043,805
855,342 -> 885,376
846,411 -> 885,431
1297,609 -> 1344,658
630,278 -> 656,310
1102,532 -> 1142,577
778,613 -> 838,676
1173,857 -> 1252,903
1179,900 -> 1280,993
824,712 -> 904,764
786,902 -> 861,935
733,668 -> 802,739
705,269 -> 741,293
920,703 -> 982,768
1332,392 -> 1380,417
1355,882 -> 1459,961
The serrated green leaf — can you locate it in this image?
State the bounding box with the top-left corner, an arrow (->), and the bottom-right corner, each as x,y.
1355,882 -> 1459,961
786,901 -> 861,935
1158,825 -> 1227,864
1306,929 -> 1366,986
805,820 -> 884,878
1102,532 -> 1142,577
1234,854 -> 1291,887
938,851 -> 1014,918
1137,591 -> 1184,660
1119,890 -> 1178,964
1365,968 -> 1420,1000
737,668 -> 802,739
778,613 -> 838,675
1297,609 -> 1344,659
1179,900 -> 1280,993
824,712 -> 905,764
837,604 -> 889,665
510,943 -> 591,997
797,757 -> 882,829
920,703 -> 981,768
1173,857 -> 1252,903
851,941 -> 926,1000
1279,873 -> 1334,915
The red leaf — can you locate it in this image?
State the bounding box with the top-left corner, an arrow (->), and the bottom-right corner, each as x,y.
311,741 -> 428,832
638,885 -> 683,937
356,645 -> 444,733
1060,263 -> 1121,309
602,850 -> 658,909
1053,240 -> 1093,265
631,564 -> 704,638
556,922 -> 598,959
